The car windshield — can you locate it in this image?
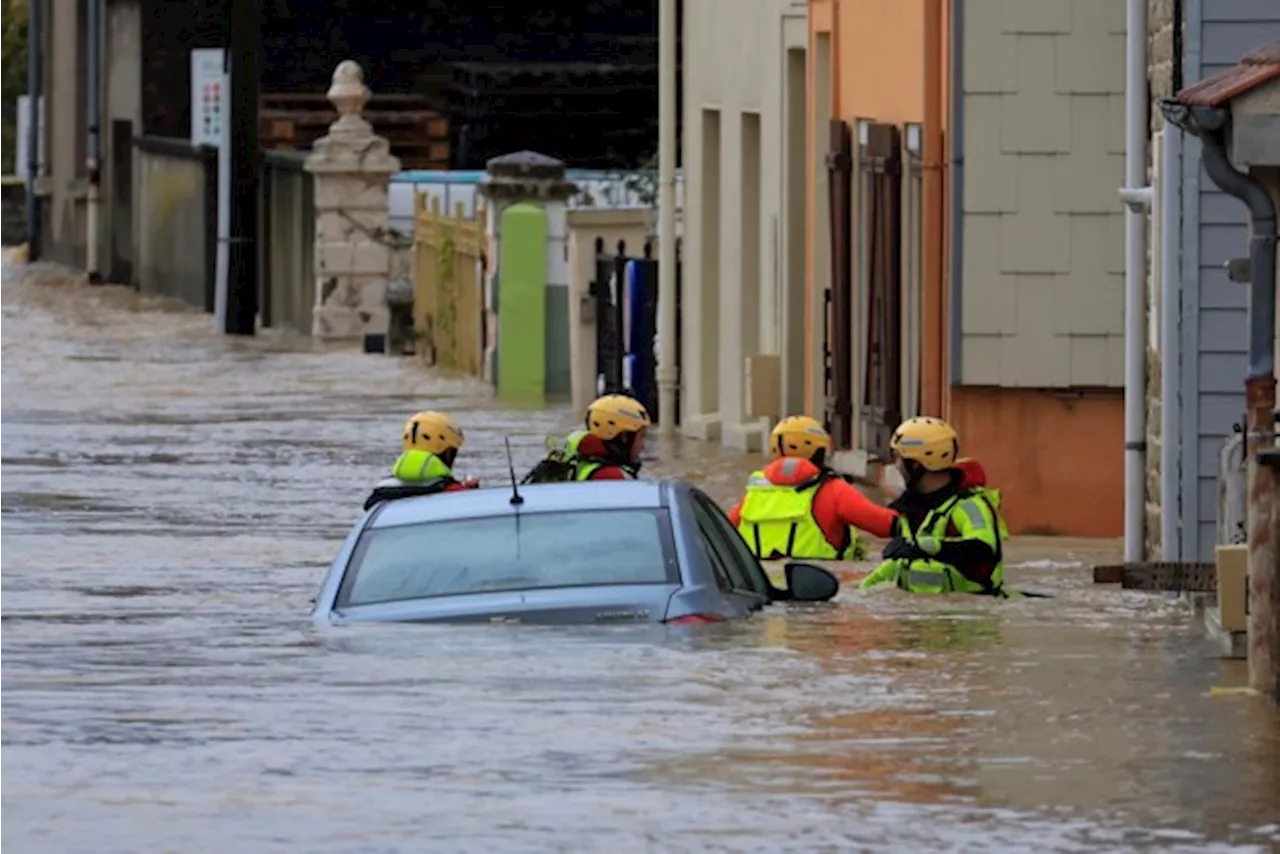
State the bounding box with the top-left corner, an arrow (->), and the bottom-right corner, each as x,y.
338,508 -> 677,607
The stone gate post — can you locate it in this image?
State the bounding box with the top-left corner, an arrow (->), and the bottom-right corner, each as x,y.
305,61 -> 402,350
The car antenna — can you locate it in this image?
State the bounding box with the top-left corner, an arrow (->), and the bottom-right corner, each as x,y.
504,437 -> 524,506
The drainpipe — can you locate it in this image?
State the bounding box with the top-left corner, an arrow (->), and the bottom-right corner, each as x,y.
1159,124 -> 1182,559
949,0 -> 965,386
656,0 -> 677,436
1118,0 -> 1150,563
85,0 -> 102,282
25,0 -> 43,261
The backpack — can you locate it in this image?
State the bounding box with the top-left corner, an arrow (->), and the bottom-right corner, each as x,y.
521,449 -> 580,484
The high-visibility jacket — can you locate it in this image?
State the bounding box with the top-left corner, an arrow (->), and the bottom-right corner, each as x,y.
860,487 -> 1009,595
736,470 -> 867,560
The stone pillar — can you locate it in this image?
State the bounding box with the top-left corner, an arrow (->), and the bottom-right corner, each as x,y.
305,61 -> 402,348
477,151 -> 578,395
1144,0 -> 1181,557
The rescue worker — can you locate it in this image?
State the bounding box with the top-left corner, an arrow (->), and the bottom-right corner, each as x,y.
363,410 -> 479,510
523,394 -> 652,482
727,415 -> 898,561
859,416 -> 1011,596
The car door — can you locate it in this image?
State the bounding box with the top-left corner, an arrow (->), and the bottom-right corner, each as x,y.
688,489 -> 772,610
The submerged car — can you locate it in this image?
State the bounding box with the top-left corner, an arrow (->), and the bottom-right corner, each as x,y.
311,478 -> 839,625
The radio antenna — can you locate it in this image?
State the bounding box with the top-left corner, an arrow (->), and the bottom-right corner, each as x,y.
505,437 -> 524,506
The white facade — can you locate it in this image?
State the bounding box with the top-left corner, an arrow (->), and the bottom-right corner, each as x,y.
681,0 -> 810,450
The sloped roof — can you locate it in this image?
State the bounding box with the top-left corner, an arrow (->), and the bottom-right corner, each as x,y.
1174,39 -> 1280,107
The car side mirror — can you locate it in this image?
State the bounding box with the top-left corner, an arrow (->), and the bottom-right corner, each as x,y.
783,562 -> 840,602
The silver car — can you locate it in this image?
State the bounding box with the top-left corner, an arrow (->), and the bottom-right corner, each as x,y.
312,479 -> 839,625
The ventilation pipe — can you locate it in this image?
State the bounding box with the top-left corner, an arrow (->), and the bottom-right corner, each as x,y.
1118,0 -> 1150,563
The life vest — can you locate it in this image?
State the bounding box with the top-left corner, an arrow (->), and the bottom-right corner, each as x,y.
363,450 -> 459,510
522,431 -> 637,483
867,487 -> 1010,595
736,463 -> 868,561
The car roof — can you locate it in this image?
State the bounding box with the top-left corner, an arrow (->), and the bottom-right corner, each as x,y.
367,479 -> 684,528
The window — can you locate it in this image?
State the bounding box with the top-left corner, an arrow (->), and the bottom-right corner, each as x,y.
338,509 -> 677,608
689,491 -> 772,597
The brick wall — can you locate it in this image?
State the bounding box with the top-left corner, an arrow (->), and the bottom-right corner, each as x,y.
1145,0 -> 1177,558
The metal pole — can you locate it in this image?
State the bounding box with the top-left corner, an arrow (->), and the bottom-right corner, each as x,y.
85,0 -> 102,282
1159,124 -> 1182,559
1122,0 -> 1149,562
25,0 -> 42,260
224,0 -> 260,335
656,0 -> 678,435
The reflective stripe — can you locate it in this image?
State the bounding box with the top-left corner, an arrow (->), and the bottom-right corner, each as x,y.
747,474 -> 772,487
905,568 -> 949,589
956,499 -> 988,532
780,457 -> 802,478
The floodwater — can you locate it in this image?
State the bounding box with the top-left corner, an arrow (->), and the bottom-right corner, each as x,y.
2,261 -> 1278,854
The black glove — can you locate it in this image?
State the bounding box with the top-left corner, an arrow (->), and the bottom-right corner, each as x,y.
882,537 -> 925,562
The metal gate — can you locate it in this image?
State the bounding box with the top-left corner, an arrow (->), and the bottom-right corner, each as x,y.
824,119 -> 854,449
860,123 -> 904,457
589,239 -> 681,425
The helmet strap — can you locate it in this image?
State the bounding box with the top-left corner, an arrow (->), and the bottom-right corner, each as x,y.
902,460 -> 927,491
811,447 -> 827,468
440,447 -> 458,468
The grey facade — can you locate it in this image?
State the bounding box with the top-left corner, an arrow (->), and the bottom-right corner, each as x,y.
1177,0 -> 1280,559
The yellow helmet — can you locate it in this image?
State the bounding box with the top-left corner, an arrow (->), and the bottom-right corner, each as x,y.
769,415 -> 831,460
889,416 -> 959,471
403,410 -> 465,454
586,394 -> 651,441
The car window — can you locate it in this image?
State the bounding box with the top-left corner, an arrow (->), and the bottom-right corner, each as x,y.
688,491 -> 770,596
338,509 -> 677,607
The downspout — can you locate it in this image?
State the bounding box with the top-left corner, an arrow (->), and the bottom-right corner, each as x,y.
656,0 -> 677,434
1118,0 -> 1150,563
1159,124 -> 1182,558
85,0 -> 102,282
949,0 -> 964,385
25,0 -> 43,261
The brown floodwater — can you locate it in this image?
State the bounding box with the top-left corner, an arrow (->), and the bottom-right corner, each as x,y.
3,261 -> 1278,853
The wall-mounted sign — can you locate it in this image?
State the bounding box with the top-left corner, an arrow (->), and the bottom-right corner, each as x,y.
191,48 -> 227,148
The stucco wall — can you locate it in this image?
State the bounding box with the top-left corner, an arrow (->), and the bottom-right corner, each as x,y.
682,0 -> 808,450
958,0 -> 1126,388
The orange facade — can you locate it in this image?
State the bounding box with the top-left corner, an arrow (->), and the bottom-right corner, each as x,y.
806,0 -> 1123,537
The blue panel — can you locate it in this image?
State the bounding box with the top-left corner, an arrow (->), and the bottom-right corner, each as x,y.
1198,307 -> 1245,347
1200,222 -> 1250,267
1201,22 -> 1280,64
1198,267 -> 1248,309
1203,0 -> 1280,20
1199,394 -> 1246,439
1199,189 -> 1248,225
1200,353 -> 1248,393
